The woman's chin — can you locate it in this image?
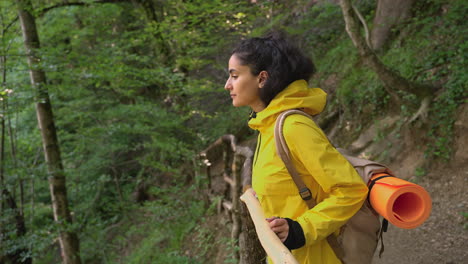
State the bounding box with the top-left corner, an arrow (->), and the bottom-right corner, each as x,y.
232,101 -> 243,107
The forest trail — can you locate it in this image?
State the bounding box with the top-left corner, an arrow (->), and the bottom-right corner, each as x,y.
372,163 -> 467,264
372,103 -> 468,264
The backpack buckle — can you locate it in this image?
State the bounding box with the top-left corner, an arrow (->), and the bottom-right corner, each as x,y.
299,187 -> 312,201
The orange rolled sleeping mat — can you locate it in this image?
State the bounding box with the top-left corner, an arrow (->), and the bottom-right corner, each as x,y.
367,173 -> 432,229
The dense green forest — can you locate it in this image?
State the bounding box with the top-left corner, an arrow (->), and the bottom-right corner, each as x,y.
0,0 -> 466,263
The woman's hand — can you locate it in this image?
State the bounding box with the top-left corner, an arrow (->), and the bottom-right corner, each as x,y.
266,217 -> 289,242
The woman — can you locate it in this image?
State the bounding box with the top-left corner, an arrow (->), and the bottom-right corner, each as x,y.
224,32 -> 368,263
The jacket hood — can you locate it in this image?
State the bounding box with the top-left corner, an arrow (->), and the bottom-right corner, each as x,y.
248,80 -> 327,131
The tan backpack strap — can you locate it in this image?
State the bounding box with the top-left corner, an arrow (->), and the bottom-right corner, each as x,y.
274,109 -> 345,261
274,110 -> 316,209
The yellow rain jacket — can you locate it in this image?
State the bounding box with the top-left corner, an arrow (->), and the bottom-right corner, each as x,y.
248,80 -> 368,264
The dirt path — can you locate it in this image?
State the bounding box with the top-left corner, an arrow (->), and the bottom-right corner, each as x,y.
372,164 -> 467,264
373,104 -> 468,264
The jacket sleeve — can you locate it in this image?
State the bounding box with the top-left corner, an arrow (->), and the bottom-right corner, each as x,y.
283,116 -> 368,246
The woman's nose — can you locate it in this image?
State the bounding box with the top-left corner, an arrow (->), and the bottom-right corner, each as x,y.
224,78 -> 232,91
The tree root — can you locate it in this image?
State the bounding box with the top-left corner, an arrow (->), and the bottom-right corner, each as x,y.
408,96 -> 432,123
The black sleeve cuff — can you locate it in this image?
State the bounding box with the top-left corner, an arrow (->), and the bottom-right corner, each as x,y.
283,218 -> 306,250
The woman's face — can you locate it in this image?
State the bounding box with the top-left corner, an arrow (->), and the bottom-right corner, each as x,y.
225,55 -> 266,112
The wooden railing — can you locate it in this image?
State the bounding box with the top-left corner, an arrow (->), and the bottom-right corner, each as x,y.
199,134 -> 298,263
198,134 -> 264,263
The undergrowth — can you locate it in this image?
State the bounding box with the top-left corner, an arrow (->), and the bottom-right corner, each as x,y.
408,0 -> 467,160
111,185 -> 207,264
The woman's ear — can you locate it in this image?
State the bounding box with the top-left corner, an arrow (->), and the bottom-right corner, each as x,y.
258,71 -> 268,88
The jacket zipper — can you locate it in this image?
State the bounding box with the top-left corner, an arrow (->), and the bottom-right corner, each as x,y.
253,131 -> 262,167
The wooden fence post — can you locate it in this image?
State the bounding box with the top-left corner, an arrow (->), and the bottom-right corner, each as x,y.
198,135 -> 266,264
231,153 -> 242,261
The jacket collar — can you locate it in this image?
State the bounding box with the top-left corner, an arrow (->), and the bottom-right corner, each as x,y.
248,80 -> 327,132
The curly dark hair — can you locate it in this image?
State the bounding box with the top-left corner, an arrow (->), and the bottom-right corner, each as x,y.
231,32 -> 316,106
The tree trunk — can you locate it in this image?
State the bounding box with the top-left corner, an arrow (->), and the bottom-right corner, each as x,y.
371,0 -> 417,51
1,70 -> 5,203
15,1 -> 82,263
230,153 -> 243,262
338,0 -> 434,101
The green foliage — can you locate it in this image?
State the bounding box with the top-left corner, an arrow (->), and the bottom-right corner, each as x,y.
414,167 -> 427,178
284,1 -> 345,51
336,65 -> 386,115
119,185 -> 206,264
409,0 -> 468,160
462,212 -> 468,230
313,37 -> 389,129
413,167 -> 427,183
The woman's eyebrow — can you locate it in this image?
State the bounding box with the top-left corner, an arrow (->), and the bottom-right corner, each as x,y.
229,69 -> 238,74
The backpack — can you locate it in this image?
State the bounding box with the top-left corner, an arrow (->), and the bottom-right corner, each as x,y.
274,109 -> 393,264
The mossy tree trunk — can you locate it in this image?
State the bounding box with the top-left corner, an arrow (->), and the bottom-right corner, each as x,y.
339,0 -> 436,103
371,0 -> 417,51
16,0 -> 82,263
